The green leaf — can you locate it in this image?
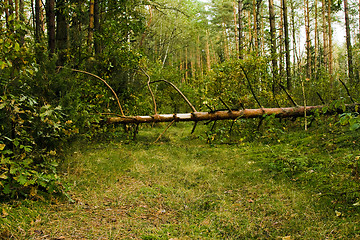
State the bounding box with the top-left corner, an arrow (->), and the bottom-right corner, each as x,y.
0,60 -> 6,69
3,184 -> 11,194
14,42 -> 20,52
350,123 -> 360,131
17,174 -> 28,185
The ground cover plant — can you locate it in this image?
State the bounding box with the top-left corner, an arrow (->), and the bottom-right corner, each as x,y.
1,122 -> 359,239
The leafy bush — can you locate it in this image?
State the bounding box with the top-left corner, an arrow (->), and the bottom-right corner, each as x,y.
0,94 -> 77,198
338,112 -> 360,131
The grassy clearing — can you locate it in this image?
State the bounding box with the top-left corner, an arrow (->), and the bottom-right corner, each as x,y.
1,122 -> 360,239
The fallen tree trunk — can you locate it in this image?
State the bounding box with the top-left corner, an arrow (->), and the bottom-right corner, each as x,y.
106,104 -> 359,124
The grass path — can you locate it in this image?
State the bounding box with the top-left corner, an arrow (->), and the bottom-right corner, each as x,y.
1,124 -> 360,239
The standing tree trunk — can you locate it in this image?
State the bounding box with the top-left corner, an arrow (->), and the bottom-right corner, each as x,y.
253,0 -> 258,54
268,0 -> 278,80
35,0 -> 42,43
94,0 -> 101,55
185,47 -> 188,81
206,30 -> 211,72
46,0 -> 56,55
88,0 -> 95,53
314,0 -> 318,73
238,0 -> 244,59
290,0 -> 298,76
327,0 -> 333,81
343,0 -> 354,82
233,1 -> 239,54
223,21 -> 230,60
5,0 -> 14,31
321,0 -> 328,69
56,0 -> 68,65
304,0 -> 311,79
282,0 -> 291,90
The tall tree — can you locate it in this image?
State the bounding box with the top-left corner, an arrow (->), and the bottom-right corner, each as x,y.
343,0 -> 354,82
46,0 -> 56,54
35,0 -> 42,43
327,0 -> 333,79
321,0 -> 328,69
304,0 -> 311,79
268,0 -> 278,79
56,0 -> 68,65
238,0 -> 244,59
88,0 -> 95,53
282,0 -> 291,89
94,0 -> 101,55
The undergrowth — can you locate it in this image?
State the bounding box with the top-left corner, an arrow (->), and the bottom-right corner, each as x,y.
1,121 -> 359,239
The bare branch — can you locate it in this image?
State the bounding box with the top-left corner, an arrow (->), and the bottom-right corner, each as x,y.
57,67 -> 125,116
154,120 -> 175,143
141,68 -> 158,115
149,79 -> 197,112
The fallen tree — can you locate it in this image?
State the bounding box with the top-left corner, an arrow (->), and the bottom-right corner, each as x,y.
106,104 -> 359,124
60,67 -> 358,129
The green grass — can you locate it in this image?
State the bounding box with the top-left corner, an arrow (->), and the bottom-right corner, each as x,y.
1,122 -> 360,239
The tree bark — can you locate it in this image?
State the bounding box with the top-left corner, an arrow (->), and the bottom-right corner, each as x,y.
282,0 -> 291,90
206,30 -> 211,72
322,0 -> 328,69
94,0 -> 101,55
35,0 -> 42,43
327,0 -> 333,81
88,0 -> 95,53
238,0 -> 243,59
233,1 -> 239,54
56,0 -> 68,65
106,104 -> 360,124
45,0 -> 55,55
344,0 -> 354,82
268,0 -> 278,80
304,0 -> 311,79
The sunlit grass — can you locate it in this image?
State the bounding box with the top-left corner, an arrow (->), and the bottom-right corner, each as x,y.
1,122 -> 359,239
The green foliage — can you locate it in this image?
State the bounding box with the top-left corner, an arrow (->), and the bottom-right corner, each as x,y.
338,112 -> 360,131
0,94 -> 76,198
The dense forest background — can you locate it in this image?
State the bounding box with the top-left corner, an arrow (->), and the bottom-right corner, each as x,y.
0,0 -> 359,197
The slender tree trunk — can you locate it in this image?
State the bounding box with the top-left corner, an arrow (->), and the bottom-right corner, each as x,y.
140,5 -> 152,48
223,21 -> 230,60
197,35 -> 201,73
253,0 -> 258,53
314,0 -> 318,73
291,0 -> 297,76
94,0 -> 101,55
191,50 -> 196,79
279,0 -> 284,79
238,0 -> 243,59
5,0 -> 14,31
327,0 -> 333,81
206,30 -> 211,72
15,0 -> 19,20
247,11 -> 252,50
88,0 -> 95,53
18,0 -> 25,44
233,1 -> 239,54
35,0 -> 42,43
46,0 -> 55,55
322,0 -> 328,69
344,0 -> 354,82
56,0 -> 68,65
304,0 -> 311,79
283,0 -> 291,90
268,0 -> 278,79
185,47 -> 188,81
